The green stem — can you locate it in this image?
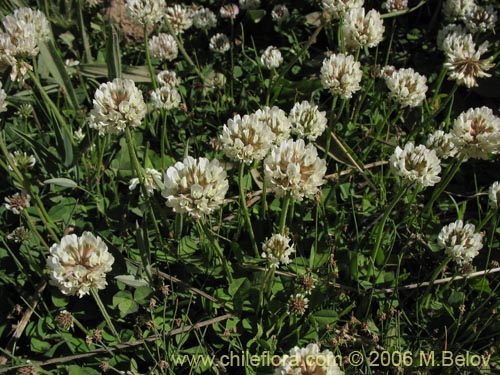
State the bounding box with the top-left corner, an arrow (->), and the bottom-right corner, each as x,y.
372,185 -> 409,265
260,167 -> 267,222
430,65 -> 447,112
324,95 -> 338,159
423,156 -> 464,215
90,287 -> 120,339
239,163 -> 259,257
197,220 -> 233,283
279,193 -> 291,235
144,28 -> 158,89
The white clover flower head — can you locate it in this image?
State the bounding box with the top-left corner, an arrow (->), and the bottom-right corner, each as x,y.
389,142 -> 442,188
0,8 -> 49,81
4,193 -> 30,215
129,168 -> 162,196
426,130 -> 458,159
382,67 -> 428,108
6,226 -> 30,243
488,181 -> 500,208
275,343 -> 344,375
220,113 -> 275,164
0,82 -> 8,113
148,33 -> 178,61
161,156 -> 229,219
74,128 -> 85,142
220,4 -> 239,19
165,4 -> 193,34
157,70 -> 180,88
287,293 -> 310,316
264,139 -> 327,200
47,232 -> 115,298
450,107 -> 500,160
8,151 -> 36,171
343,7 -> 385,49
125,0 -> 165,26
437,24 -> 467,51
271,5 -> 290,24
254,106 -> 292,144
321,0 -> 364,19
239,0 -> 261,10
192,7 -> 217,30
261,46 -> 283,70
443,33 -> 494,88
438,220 -> 483,266
442,0 -> 475,21
289,101 -> 328,141
85,0 -> 103,7
88,78 -> 147,135
383,0 -> 409,12
464,5 -> 498,34
151,86 -> 181,111
209,33 -> 231,53
3,7 -> 50,42
320,52 -> 363,99
261,233 -> 295,268
204,71 -> 227,92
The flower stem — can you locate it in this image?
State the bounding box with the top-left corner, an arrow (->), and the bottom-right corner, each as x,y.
197,220 -> 233,283
239,163 -> 259,257
144,28 -> 158,90
279,193 -> 291,235
324,95 -> 338,159
90,287 -> 120,340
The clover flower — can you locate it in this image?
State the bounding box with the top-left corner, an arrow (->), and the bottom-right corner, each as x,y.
125,0 -> 164,26
261,233 -> 295,268
343,7 -> 384,50
254,106 -> 292,144
450,107 -> 500,160
463,5 -> 497,34
442,0 -> 475,22
389,142 -> 441,188
151,86 -> 181,110
157,70 -> 180,88
443,33 -> 494,88
261,46 -> 283,70
426,130 -> 458,159
47,232 -> 115,298
275,343 -> 344,375
321,0 -> 364,19
148,33 -> 178,61
289,101 -> 328,141
321,53 -> 362,99
129,168 -> 162,196
488,181 -> 500,208
381,66 -> 428,108
162,156 -> 229,219
165,4 -> 193,34
209,33 -> 231,53
438,220 -> 483,266
287,294 -> 310,316
204,71 -> 227,92
89,78 -> 147,135
264,139 -> 327,200
0,82 -> 7,113
271,5 -> 290,24
220,4 -> 239,19
0,7 -> 50,81
6,226 -> 30,243
4,193 -> 30,215
220,113 -> 275,164
8,151 -> 36,171
383,0 -> 408,12
192,7 -> 217,30
437,24 -> 467,51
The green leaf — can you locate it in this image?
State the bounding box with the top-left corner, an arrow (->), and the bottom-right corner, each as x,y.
247,9 -> 266,23
39,40 -> 80,110
106,23 -> 122,79
30,337 -> 51,353
134,286 -> 153,304
67,365 -> 101,375
311,310 -> 339,326
44,178 -> 78,189
115,275 -> 149,288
